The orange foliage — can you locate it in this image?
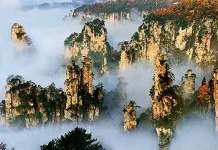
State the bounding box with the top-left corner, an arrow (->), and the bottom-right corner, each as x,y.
150,0 -> 218,20
196,82 -> 211,107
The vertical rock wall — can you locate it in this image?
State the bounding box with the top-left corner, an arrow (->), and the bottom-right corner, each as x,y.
123,101 -> 137,132
11,23 -> 33,51
213,69 -> 218,131
64,19 -> 110,75
64,57 -> 103,121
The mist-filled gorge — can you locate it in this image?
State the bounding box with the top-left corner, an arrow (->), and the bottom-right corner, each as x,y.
1,0 -> 218,150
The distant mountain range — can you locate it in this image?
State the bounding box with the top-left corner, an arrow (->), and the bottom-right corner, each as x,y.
74,0 -> 179,14
22,0 -> 109,10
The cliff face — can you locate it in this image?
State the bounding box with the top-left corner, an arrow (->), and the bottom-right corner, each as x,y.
11,23 -> 34,51
120,18 -> 218,71
151,54 -> 176,120
123,101 -> 137,132
64,57 -> 104,122
4,76 -> 65,128
150,54 -> 178,150
64,19 -> 111,75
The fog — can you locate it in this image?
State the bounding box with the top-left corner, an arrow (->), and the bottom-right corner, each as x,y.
0,1 -> 217,150
0,119 -> 217,150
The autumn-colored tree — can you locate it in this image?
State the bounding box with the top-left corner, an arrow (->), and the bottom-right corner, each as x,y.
149,0 -> 218,21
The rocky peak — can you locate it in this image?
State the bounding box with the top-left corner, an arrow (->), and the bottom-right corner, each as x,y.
151,53 -> 176,120
64,57 -> 104,121
123,100 -> 137,132
181,69 -> 196,95
150,54 -> 178,149
81,57 -> 93,94
11,23 -> 33,51
63,10 -> 74,20
64,19 -> 111,75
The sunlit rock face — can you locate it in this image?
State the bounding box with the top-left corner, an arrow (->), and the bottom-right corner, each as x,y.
11,23 -> 34,51
151,54 -> 176,120
4,75 -> 65,128
150,54 -> 178,149
181,69 -> 196,95
64,57 -> 104,122
64,19 -> 111,75
123,101 -> 137,132
65,57 -> 93,108
120,18 -> 218,71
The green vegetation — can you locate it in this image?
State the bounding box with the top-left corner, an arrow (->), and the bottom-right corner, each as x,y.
40,127 -> 104,150
64,33 -> 78,46
74,0 -> 172,15
7,76 -> 66,127
86,19 -> 106,36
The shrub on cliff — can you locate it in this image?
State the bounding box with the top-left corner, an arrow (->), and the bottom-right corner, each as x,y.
40,127 -> 104,150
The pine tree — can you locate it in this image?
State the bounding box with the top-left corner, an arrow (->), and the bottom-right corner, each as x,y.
40,127 -> 104,150
0,142 -> 7,150
202,77 -> 206,86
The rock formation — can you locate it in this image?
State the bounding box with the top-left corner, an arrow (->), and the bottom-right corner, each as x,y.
123,100 -> 137,132
63,10 -> 74,20
181,69 -> 196,95
4,75 -> 65,128
11,23 -> 34,51
64,57 -> 104,122
213,69 -> 218,131
64,19 -> 112,75
150,54 -> 178,149
120,1 -> 218,71
150,54 -> 176,120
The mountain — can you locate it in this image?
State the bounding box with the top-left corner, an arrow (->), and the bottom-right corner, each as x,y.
22,0 -> 109,10
120,0 -> 218,71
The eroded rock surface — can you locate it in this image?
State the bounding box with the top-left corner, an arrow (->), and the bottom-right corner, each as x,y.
64,19 -> 112,75
64,57 -> 104,122
11,23 -> 34,51
120,18 -> 218,71
123,101 -> 137,132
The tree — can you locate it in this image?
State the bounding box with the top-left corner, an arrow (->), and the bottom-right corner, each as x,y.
40,127 -> 105,150
0,142 -> 7,150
